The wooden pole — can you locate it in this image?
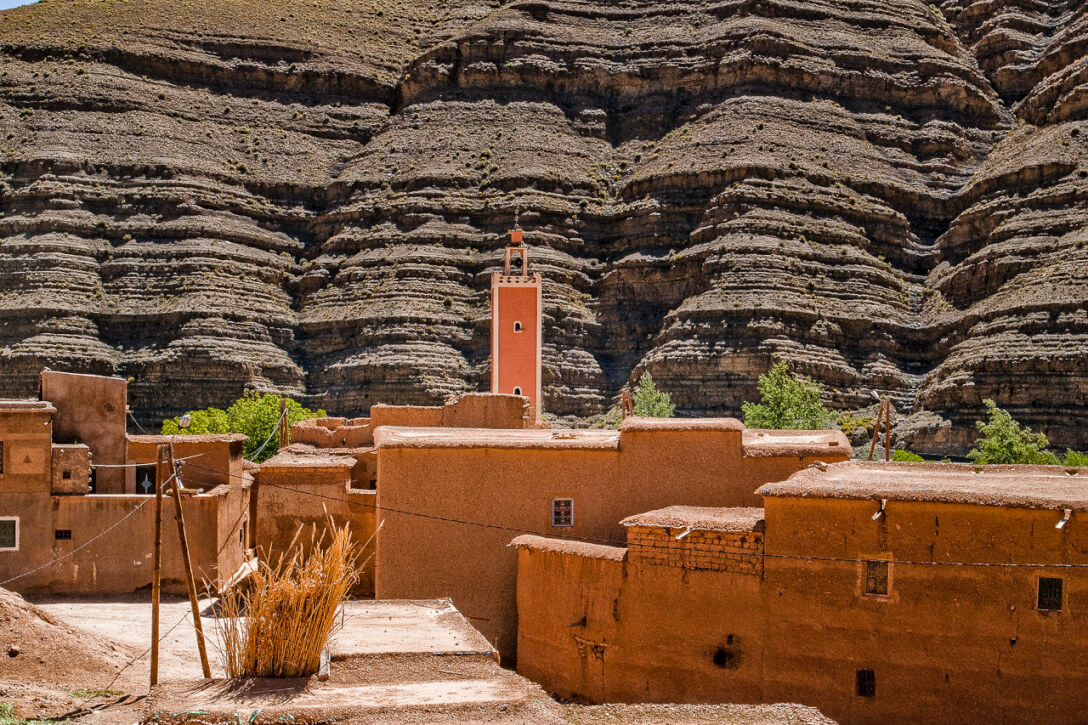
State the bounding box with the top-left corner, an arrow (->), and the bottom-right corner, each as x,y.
168,446 -> 212,679
868,399 -> 888,461
151,444 -> 168,688
883,399 -> 893,462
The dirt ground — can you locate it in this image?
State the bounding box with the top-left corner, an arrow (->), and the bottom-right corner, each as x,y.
12,594 -> 833,725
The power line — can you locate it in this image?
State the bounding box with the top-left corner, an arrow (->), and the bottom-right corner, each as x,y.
181,459 -> 1088,570
1,492 -> 161,586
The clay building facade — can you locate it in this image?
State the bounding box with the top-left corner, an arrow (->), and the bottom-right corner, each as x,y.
372,417 -> 851,662
0,371 -> 251,595
514,461 -> 1088,724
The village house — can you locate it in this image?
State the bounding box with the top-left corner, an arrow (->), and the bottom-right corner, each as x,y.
513,460 -> 1088,724
0,371 -> 251,594
373,418 -> 852,662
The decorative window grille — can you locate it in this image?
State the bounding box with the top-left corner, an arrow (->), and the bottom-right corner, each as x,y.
856,669 -> 876,697
1038,577 -> 1063,612
552,498 -> 574,527
865,560 -> 889,595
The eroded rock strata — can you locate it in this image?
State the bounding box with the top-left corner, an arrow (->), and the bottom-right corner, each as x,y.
0,0 -> 1084,453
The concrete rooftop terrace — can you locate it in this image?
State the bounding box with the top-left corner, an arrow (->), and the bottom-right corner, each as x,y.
764,460 -> 1088,510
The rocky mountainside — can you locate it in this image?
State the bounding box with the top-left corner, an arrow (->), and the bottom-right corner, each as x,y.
0,0 -> 1084,454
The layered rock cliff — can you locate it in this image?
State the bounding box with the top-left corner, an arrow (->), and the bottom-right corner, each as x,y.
0,0 -> 1084,454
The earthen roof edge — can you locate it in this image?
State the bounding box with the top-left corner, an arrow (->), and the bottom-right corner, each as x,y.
510,534 -> 628,561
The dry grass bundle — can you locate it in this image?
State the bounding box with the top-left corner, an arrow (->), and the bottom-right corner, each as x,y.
217,519 -> 364,678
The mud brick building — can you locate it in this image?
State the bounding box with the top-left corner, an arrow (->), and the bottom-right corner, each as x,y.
0,371 -> 251,594
515,460 -> 1088,724
373,418 -> 852,662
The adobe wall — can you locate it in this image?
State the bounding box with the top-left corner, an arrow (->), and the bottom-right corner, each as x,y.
50,445 -> 91,495
291,417 -> 374,448
1,490 -> 248,595
761,496 -> 1088,724
254,460 -> 377,596
40,371 -> 127,493
126,436 -> 246,494
375,421 -> 847,663
516,527 -> 765,704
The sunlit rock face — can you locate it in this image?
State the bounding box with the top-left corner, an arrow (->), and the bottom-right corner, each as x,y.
0,0 -> 1084,453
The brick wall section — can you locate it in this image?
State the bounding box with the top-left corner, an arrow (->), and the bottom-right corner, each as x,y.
626,525 -> 763,576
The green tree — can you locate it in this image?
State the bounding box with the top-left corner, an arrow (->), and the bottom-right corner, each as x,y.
742,361 -> 831,430
967,399 -> 1059,465
162,392 -> 325,462
632,372 -> 675,417
1062,450 -> 1088,467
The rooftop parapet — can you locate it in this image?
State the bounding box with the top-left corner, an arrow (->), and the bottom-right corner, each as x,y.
762,460 -> 1088,511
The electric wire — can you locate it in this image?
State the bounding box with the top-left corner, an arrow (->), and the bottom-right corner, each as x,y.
0,485 -> 168,586
180,459 -> 1088,570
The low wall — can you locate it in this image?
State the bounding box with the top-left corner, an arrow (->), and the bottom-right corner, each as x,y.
1,488 -> 248,595
254,461 -> 377,596
515,528 -> 765,703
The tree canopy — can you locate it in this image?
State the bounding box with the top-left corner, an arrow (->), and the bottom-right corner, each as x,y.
632,372 -> 675,417
162,391 -> 325,462
967,399 -> 1058,465
742,361 -> 831,430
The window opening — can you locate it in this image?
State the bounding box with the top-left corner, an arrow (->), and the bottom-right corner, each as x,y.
513,321 -> 524,333
0,518 -> 18,551
552,498 -> 574,527
0,441 -> 4,475
1038,577 -> 1063,612
135,464 -> 156,495
856,669 -> 875,697
513,386 -> 523,396
864,560 -> 889,595
55,529 -> 72,541
62,470 -> 72,480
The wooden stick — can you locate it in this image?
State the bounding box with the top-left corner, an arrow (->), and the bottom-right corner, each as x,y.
169,445 -> 212,679
151,444 -> 168,688
278,397 -> 288,450
883,399 -> 893,462
867,399 -> 886,461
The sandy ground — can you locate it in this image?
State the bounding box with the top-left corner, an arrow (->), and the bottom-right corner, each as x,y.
24,595 -> 834,725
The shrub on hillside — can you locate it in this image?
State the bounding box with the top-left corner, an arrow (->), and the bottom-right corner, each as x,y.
968,399 -> 1059,465
742,361 -> 831,430
632,373 -> 675,418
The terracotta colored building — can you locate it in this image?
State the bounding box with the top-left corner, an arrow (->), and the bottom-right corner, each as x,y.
373,418 -> 851,662
0,371 -> 251,594
254,392 -> 540,595
515,461 -> 1088,723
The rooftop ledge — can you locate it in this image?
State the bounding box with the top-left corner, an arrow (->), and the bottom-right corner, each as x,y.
510,535 -> 628,562
622,505 -> 766,532
762,460 -> 1088,511
374,427 -> 620,450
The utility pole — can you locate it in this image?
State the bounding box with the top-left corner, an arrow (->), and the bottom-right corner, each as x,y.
151,444 -> 168,688
168,446 -> 212,679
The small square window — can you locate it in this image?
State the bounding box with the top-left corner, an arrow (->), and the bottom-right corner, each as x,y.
552,498 -> 573,527
865,560 -> 889,596
0,518 -> 18,551
1038,577 -> 1063,612
62,470 -> 72,480
55,529 -> 72,541
856,669 -> 875,697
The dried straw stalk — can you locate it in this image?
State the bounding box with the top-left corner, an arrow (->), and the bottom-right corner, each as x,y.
217,518 -> 365,678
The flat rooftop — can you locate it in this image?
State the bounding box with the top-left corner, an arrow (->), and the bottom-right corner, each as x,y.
375,426 -> 621,450
742,428 -> 851,457
261,450 -> 358,468
622,506 -> 766,532
0,399 -> 56,413
763,460 -> 1088,510
128,433 -> 248,444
